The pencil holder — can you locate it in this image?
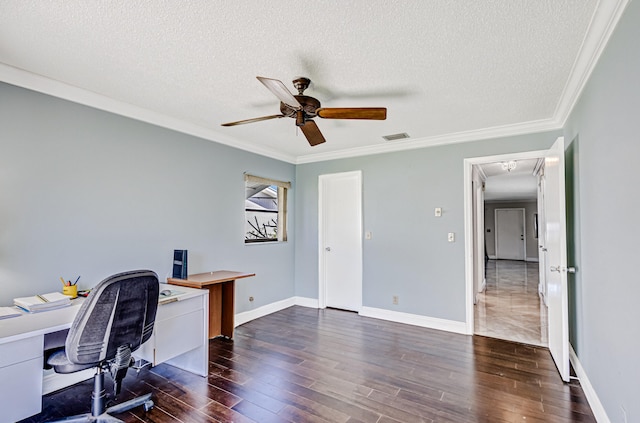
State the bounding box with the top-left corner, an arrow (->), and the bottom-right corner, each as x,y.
62,285 -> 78,299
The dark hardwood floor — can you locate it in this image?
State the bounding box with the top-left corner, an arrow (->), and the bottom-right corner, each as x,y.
22,306 -> 595,423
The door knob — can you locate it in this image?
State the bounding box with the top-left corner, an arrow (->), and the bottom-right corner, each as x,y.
563,267 -> 576,273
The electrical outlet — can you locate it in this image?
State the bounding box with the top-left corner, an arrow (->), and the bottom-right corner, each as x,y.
393,295 -> 399,305
365,231 -> 372,240
448,232 -> 455,242
435,207 -> 442,217
249,296 -> 254,302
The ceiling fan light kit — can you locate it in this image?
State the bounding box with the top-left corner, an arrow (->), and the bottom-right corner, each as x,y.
222,76 -> 387,146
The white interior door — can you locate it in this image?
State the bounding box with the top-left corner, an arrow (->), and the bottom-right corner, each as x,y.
543,137 -> 570,382
319,171 -> 362,311
495,209 -> 525,260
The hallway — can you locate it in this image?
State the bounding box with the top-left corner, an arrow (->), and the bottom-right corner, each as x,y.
475,259 -> 548,346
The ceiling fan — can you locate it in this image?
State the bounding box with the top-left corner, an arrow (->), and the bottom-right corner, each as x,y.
221,76 -> 387,146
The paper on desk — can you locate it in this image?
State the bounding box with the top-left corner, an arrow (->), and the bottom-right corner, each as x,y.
0,306 -> 21,319
14,292 -> 71,312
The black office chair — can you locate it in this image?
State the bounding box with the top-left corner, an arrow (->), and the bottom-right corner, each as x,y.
47,269 -> 160,422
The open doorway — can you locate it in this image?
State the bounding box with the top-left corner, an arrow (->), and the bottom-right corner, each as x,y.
465,138 -> 571,380
465,152 -> 548,346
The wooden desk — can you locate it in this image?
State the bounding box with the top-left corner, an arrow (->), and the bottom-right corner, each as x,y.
167,270 -> 255,339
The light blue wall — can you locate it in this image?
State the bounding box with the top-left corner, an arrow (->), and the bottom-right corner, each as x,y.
0,82 -> 296,312
295,132 -> 557,322
564,1 -> 640,420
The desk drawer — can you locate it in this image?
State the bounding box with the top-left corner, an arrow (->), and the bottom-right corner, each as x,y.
154,309 -> 204,364
156,295 -> 203,322
0,335 -> 43,368
0,356 -> 43,423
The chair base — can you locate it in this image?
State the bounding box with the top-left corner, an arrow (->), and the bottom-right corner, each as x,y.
47,367 -> 153,422
47,393 -> 153,423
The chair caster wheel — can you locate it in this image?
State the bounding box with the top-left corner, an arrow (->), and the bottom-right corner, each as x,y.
144,400 -> 154,412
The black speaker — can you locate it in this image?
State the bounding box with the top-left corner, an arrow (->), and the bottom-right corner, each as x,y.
172,250 -> 188,279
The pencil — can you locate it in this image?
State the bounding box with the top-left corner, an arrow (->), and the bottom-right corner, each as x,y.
60,276 -> 67,287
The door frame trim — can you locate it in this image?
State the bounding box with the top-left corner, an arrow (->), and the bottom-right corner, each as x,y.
463,150 -> 546,334
318,170 -> 363,310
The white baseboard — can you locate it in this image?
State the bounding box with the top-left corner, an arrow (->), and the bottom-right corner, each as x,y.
235,297 -> 296,327
235,296 -> 320,327
569,344 -> 610,423
294,296 -> 320,308
359,306 -> 467,335
235,297 -> 466,336
479,278 -> 487,293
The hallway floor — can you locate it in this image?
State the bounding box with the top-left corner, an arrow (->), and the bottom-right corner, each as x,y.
475,259 -> 548,346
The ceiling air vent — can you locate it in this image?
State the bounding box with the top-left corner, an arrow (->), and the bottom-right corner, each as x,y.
382,132 -> 410,141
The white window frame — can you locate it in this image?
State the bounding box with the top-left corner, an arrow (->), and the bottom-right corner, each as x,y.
244,174 -> 290,244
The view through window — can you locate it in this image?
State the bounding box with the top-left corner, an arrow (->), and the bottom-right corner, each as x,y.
244,174 -> 290,243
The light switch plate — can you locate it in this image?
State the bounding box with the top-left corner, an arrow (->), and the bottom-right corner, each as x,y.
435,207 -> 442,217
448,232 -> 455,242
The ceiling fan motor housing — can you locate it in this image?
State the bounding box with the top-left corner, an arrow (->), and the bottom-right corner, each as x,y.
280,95 -> 321,118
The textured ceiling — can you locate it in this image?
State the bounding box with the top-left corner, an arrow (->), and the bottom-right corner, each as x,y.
0,1 -> 625,163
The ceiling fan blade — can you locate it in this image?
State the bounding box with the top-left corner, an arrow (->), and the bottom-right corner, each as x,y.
221,114 -> 285,127
299,120 -> 326,146
316,107 -> 387,120
256,76 -> 302,109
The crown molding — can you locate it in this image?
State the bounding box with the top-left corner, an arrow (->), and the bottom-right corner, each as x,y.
295,118 -> 561,164
555,0 -> 630,126
0,64 -> 298,164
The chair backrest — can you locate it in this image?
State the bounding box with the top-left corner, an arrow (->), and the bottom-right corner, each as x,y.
65,270 -> 159,365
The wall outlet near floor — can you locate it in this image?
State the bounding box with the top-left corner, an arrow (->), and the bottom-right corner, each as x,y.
392,295 -> 399,305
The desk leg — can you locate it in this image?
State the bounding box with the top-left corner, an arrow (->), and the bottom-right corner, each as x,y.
206,280 -> 236,339
220,280 -> 235,338
208,285 -> 222,339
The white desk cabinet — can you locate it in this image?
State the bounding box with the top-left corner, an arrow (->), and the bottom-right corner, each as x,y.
137,287 -> 208,376
0,336 -> 43,423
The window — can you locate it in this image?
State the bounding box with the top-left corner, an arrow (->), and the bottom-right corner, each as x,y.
244,174 -> 290,243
